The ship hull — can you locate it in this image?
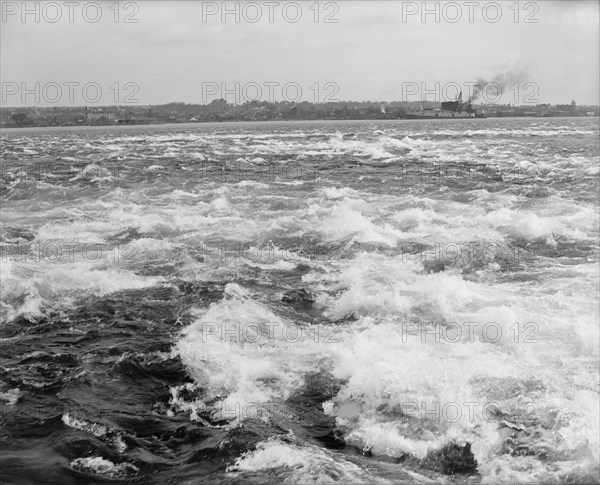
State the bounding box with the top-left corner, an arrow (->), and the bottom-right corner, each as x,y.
403,114 -> 486,119
404,114 -> 472,119
402,99 -> 486,119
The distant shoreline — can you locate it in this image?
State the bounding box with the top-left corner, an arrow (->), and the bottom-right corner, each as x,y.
1,115 -> 598,132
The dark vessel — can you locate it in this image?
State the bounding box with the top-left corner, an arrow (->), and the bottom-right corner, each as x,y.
404,92 -> 486,119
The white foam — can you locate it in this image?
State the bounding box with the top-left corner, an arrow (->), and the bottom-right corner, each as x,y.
177,283 -> 322,420
1,256 -> 163,322
227,437 -> 392,484
70,457 -> 138,478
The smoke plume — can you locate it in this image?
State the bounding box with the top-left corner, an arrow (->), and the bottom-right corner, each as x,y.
468,66 -> 531,103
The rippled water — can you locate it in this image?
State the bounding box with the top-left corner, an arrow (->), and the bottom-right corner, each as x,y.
1,118 -> 599,484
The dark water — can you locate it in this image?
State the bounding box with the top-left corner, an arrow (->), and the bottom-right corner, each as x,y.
1,118 -> 599,484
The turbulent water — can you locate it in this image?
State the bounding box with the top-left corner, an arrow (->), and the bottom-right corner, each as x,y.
1,118 -> 599,484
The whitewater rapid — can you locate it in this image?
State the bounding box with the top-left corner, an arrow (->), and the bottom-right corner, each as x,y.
1,118 -> 598,483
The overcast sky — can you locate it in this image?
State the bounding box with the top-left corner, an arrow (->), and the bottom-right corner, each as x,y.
1,0 -> 599,107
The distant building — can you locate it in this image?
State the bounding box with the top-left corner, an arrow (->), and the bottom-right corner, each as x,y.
95,116 -> 113,126
87,111 -> 116,123
11,113 -> 31,126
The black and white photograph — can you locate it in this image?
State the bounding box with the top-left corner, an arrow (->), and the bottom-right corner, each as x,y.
1,1 -> 599,483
